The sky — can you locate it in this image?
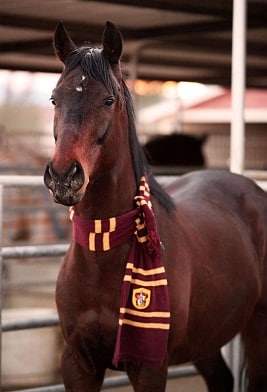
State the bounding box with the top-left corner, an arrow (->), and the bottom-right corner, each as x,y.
0,70 -> 59,106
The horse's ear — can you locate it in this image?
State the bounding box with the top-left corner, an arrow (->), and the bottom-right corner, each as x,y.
102,21 -> 123,64
53,22 -> 76,64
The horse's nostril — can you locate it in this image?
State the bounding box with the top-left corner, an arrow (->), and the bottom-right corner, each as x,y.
67,162 -> 85,191
71,165 -> 77,176
67,162 -> 78,179
44,161 -> 85,195
44,162 -> 55,190
48,164 -> 54,178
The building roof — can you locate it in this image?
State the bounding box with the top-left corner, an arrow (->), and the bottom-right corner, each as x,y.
0,0 -> 267,88
184,89 -> 267,123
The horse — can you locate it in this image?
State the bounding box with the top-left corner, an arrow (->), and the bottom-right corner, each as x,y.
44,21 -> 267,392
144,133 -> 207,168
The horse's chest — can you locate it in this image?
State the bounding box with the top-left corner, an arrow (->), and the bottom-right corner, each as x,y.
76,305 -> 118,348
56,258 -> 122,353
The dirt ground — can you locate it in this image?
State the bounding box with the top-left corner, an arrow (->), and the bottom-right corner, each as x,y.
105,368 -> 207,392
107,374 -> 206,391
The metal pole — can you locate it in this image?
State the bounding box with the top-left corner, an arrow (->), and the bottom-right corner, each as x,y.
128,44 -> 142,110
11,365 -> 197,392
1,244 -> 68,259
230,0 -> 247,174
0,175 -> 43,187
0,184 -> 4,389
2,315 -> 59,332
229,1 -> 247,389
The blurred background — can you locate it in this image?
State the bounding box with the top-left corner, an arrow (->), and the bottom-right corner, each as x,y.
0,0 -> 266,390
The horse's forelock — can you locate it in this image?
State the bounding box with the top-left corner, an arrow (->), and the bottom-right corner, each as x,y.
60,46 -> 119,97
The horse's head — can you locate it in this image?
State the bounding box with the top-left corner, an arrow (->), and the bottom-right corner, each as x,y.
44,21 -> 126,206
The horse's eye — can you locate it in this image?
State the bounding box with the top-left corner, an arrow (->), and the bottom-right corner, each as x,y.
103,97 -> 115,107
50,97 -> 56,106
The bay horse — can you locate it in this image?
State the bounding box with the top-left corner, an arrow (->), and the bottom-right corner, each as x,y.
44,21 -> 267,392
144,133 -> 206,168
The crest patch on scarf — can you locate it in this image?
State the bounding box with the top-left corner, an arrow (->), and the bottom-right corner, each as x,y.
133,287 -> 151,309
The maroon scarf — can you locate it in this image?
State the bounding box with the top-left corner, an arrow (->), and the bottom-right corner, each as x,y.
71,176 -> 170,368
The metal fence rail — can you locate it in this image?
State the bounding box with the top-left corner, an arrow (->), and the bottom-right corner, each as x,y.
1,244 -> 68,260
2,315 -> 60,332
12,365 -> 198,392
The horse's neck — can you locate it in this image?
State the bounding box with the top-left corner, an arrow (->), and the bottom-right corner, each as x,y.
74,151 -> 137,220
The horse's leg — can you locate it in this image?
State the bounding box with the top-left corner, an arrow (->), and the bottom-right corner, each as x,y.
194,351 -> 233,392
242,305 -> 267,392
126,362 -> 168,392
61,344 -> 105,392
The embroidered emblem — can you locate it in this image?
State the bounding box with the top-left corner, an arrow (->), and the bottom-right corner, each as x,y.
132,288 -> 151,310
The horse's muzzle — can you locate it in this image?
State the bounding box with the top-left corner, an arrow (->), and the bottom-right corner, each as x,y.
44,161 -> 85,206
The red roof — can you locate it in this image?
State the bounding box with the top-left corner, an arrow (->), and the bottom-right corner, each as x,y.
190,89 -> 267,110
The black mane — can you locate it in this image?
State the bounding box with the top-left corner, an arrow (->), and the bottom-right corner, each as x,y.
60,46 -> 120,96
62,46 -> 175,212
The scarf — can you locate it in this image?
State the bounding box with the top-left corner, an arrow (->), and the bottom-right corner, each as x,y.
71,176 -> 170,368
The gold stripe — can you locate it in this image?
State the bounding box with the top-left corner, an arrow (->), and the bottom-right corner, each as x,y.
123,274 -> 132,282
125,263 -> 166,276
135,222 -> 145,230
123,276 -> 168,286
109,217 -> 116,232
119,318 -> 169,330
103,232 -> 110,251
120,307 -> 170,318
131,266 -> 166,276
95,220 -> 102,233
137,235 -> 148,243
132,278 -> 168,287
89,232 -> 96,251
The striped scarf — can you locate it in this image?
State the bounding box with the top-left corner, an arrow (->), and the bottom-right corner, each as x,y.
71,176 -> 170,368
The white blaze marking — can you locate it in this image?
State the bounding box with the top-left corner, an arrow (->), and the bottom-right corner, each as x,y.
75,75 -> 86,92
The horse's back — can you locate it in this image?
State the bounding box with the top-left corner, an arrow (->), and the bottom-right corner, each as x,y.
165,170 -> 267,241
159,170 -> 267,361
164,169 -> 267,283
166,169 -> 267,207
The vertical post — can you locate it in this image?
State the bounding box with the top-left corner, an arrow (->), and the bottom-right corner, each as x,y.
129,50 -> 139,109
229,2 -> 247,390
0,184 -> 4,387
127,42 -> 147,111
230,0 -> 247,174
